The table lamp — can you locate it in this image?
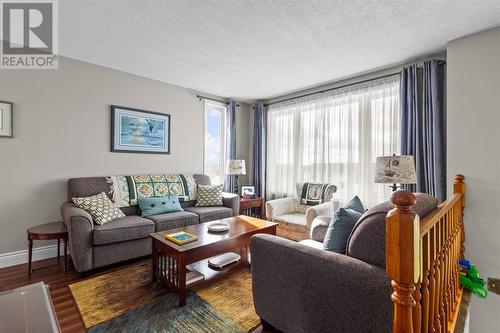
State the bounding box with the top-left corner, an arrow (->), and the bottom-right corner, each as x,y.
374,155 -> 417,192
226,159 -> 246,194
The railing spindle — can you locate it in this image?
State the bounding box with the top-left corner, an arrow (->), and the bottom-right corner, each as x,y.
421,233 -> 431,333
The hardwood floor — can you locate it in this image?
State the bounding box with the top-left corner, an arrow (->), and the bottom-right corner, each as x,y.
0,257 -> 86,332
0,256 -> 269,333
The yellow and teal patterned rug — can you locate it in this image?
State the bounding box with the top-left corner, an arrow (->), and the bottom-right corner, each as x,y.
69,262 -> 259,333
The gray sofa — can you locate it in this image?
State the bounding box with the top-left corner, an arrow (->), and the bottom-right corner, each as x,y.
61,174 -> 239,273
251,193 -> 438,333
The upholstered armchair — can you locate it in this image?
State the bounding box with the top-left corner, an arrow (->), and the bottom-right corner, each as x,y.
265,183 -> 339,241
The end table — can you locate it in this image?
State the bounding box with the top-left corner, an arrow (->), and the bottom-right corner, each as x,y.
27,222 -> 68,274
240,197 -> 264,218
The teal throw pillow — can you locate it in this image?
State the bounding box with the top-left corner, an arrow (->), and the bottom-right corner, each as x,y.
323,196 -> 365,253
138,195 -> 183,217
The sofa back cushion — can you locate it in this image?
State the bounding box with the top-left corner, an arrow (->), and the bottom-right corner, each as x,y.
346,193 -> 438,268
68,177 -> 138,216
68,177 -> 110,201
67,174 -> 211,216
193,174 -> 212,186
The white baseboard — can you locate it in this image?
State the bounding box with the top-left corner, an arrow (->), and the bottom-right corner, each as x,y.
0,244 -> 68,268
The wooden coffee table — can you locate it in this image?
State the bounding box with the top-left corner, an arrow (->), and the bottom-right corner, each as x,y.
150,215 -> 277,306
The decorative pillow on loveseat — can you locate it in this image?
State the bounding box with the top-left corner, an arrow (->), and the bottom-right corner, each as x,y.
138,195 -> 183,217
195,184 -> 223,207
72,192 -> 125,225
323,196 -> 365,253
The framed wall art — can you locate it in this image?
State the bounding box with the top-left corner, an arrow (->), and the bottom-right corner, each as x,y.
111,105 -> 170,154
0,101 -> 13,138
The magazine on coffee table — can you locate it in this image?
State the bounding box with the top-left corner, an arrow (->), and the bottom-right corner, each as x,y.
164,231 -> 197,245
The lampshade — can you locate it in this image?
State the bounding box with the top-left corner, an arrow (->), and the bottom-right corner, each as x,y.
374,155 -> 417,184
226,159 -> 246,175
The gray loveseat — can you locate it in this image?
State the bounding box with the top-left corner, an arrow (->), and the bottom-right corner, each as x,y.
251,193 -> 437,333
61,174 -> 239,273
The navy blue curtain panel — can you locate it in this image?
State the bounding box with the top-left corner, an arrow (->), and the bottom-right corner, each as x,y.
225,101 -> 237,193
400,60 -> 446,202
252,102 -> 267,198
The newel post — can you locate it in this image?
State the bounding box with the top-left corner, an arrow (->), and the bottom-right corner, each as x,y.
453,174 -> 466,258
386,190 -> 419,333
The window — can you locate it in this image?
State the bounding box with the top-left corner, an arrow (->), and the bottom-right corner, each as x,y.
266,75 -> 400,206
204,100 -> 226,185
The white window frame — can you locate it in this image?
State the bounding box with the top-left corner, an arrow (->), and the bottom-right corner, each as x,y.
203,100 -> 227,185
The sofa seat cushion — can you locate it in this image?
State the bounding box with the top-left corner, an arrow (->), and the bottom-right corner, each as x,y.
145,211 -> 199,232
273,213 -> 306,225
93,216 -> 155,245
184,206 -> 233,223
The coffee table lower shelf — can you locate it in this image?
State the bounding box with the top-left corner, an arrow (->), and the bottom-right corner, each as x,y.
151,245 -> 251,306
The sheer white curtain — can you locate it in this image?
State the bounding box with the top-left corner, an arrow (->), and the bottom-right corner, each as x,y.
266,75 -> 400,207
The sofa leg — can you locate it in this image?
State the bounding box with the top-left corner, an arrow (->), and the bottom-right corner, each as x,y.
260,318 -> 275,331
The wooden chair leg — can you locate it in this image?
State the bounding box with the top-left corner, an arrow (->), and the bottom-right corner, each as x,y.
63,238 -> 68,272
28,239 -> 33,275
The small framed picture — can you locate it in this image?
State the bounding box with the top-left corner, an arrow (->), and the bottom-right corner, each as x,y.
241,185 -> 255,197
0,101 -> 13,138
111,105 -> 170,154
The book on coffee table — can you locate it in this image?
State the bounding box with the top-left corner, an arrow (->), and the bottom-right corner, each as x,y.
185,267 -> 204,285
157,261 -> 204,285
164,231 -> 197,245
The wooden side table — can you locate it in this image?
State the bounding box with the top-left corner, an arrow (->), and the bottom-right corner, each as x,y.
240,197 -> 264,218
27,222 -> 68,274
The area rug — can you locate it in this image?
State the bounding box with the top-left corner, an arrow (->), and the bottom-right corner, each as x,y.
69,262 -> 260,332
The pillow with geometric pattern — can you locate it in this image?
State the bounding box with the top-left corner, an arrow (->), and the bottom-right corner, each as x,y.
72,192 -> 126,225
195,184 -> 223,207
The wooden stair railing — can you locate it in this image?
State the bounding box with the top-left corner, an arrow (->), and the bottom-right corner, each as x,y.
386,175 -> 466,333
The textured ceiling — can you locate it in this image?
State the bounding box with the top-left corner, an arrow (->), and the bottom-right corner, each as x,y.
59,0 -> 500,102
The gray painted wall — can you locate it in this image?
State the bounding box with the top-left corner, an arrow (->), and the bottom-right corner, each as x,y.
0,56 -> 251,254
235,103 -> 252,186
447,26 -> 500,332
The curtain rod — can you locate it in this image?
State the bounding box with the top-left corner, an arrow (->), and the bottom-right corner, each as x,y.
264,60 -> 445,107
264,72 -> 399,107
196,95 -> 239,107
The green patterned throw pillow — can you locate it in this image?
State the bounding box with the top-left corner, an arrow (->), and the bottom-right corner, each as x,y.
72,192 -> 126,225
195,184 -> 223,207
300,182 -> 329,206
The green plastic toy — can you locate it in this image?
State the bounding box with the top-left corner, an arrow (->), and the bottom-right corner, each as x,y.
459,259 -> 488,298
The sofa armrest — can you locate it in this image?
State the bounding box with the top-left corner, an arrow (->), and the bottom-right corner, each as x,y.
265,197 -> 295,221
61,202 -> 94,272
309,215 -> 331,242
222,192 -> 240,216
251,234 -> 392,333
